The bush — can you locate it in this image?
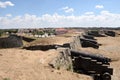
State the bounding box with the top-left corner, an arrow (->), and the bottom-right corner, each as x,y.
32,31 -> 44,35
0,30 -> 4,36
3,78 -> 11,80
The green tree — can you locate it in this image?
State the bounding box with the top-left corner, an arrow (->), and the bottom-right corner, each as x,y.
37,31 -> 44,35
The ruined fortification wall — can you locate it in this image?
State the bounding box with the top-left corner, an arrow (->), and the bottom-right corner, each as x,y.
49,36 -> 82,71
49,48 -> 73,71
69,36 -> 81,50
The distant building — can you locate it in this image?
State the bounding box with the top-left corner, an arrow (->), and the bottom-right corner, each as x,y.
55,28 -> 68,35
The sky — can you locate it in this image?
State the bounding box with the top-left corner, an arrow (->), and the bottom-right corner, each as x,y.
0,0 -> 120,29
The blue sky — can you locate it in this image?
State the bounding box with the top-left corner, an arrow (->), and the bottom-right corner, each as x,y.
0,0 -> 120,28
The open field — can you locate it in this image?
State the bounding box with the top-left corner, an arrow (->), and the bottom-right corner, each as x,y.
0,31 -> 120,80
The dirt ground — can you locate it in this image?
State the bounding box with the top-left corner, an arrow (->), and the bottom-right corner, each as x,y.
0,32 -> 120,80
0,48 -> 92,80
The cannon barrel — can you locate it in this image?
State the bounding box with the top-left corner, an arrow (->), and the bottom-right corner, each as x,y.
104,31 -> 115,37
70,50 -> 111,64
80,38 -> 99,49
82,34 -> 95,40
80,38 -> 97,44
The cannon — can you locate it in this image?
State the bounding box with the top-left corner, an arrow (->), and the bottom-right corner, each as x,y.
104,31 -> 116,37
22,36 -> 35,42
70,50 -> 113,80
80,38 -> 99,49
82,34 -> 95,40
87,30 -> 106,37
70,50 -> 111,64
80,38 -> 97,44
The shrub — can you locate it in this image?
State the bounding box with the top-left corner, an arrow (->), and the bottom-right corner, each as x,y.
3,78 -> 11,80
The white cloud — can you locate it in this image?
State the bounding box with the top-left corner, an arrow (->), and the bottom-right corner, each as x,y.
6,14 -> 12,17
62,6 -> 69,10
62,6 -> 74,13
0,11 -> 120,29
95,5 -> 104,9
0,1 -> 14,8
85,12 -> 94,15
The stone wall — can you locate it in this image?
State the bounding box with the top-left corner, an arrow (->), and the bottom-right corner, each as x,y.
70,36 -> 81,50
49,48 -> 73,71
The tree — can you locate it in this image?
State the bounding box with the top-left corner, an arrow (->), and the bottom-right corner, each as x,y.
37,31 -> 44,35
32,30 -> 44,36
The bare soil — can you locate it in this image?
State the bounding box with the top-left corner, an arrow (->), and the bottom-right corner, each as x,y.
0,48 -> 92,80
0,32 -> 120,80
